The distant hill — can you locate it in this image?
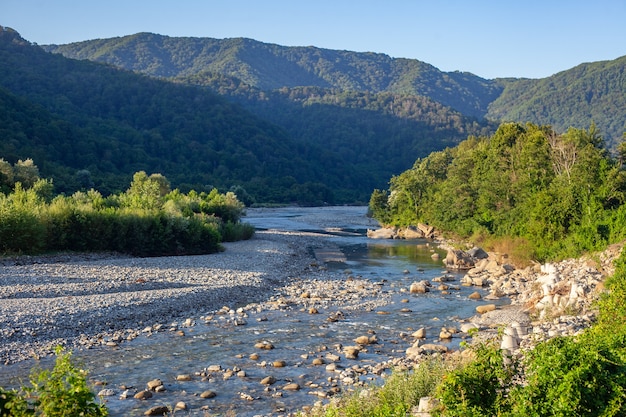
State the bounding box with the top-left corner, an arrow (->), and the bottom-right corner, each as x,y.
1,26 -> 493,203
43,33 -> 501,118
487,57 -> 626,145
45,33 -> 626,148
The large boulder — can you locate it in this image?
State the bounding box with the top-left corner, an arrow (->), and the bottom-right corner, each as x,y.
417,223 -> 436,239
444,249 -> 475,270
367,227 -> 397,239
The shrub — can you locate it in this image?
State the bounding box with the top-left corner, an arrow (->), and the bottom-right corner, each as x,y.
0,348 -> 108,416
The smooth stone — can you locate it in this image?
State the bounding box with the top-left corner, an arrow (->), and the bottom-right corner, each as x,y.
468,291 -> 482,300
200,390 -> 216,399
134,390 -> 153,400
174,402 -> 187,411
439,329 -> 453,339
283,383 -> 301,391
249,353 -> 260,360
312,358 -> 325,366
176,374 -> 192,381
273,360 -> 287,368
144,406 -> 169,416
261,376 -> 277,385
98,389 -> 115,397
146,379 -> 163,390
255,341 -> 275,350
476,304 -> 497,314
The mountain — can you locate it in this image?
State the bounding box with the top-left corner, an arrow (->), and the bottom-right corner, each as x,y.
44,33 -> 626,148
0,26 -> 493,203
43,32 -> 502,118
0,26 -> 340,202
487,57 -> 626,145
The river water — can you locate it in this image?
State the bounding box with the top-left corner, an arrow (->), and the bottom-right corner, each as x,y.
0,206 -> 505,416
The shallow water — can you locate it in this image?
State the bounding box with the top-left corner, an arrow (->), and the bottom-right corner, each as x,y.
0,206 -> 507,416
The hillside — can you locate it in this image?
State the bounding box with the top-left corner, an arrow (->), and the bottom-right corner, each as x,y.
487,57 -> 626,147
0,26 -> 335,202
44,33 -> 626,148
43,32 -> 501,118
0,26 -> 493,203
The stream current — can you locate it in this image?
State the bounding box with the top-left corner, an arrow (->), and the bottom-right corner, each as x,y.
0,206 -> 507,416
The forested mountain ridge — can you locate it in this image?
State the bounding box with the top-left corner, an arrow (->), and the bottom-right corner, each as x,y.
44,32 -> 626,147
0,26 -> 338,202
1,26 -> 492,203
487,56 -> 626,145
43,32 -> 501,118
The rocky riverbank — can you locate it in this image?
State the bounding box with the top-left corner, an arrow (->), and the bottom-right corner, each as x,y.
1,207 -> 623,416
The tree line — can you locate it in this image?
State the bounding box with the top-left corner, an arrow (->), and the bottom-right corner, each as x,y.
370,122 -> 626,262
0,167 -> 254,256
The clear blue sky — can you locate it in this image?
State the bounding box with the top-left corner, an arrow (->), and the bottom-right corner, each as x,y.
2,0 -> 624,79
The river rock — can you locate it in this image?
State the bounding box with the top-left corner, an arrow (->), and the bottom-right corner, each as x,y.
283,383 -> 301,391
354,335 -> 372,345
261,376 -> 277,385
444,249 -> 475,270
255,341 -> 274,350
412,328 -> 426,339
476,304 -> 497,314
176,374 -> 192,381
200,390 -> 216,399
367,227 -> 396,239
343,346 -> 360,359
134,390 -> 153,400
174,402 -> 187,411
98,389 -> 115,397
468,291 -> 482,300
144,406 -> 169,416
418,223 -> 436,239
273,360 -> 287,368
312,358 -> 325,365
439,328 -> 453,340
410,282 -> 429,294
249,353 -> 260,360
146,379 -> 163,391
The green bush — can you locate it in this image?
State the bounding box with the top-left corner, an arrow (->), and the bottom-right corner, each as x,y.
0,348 -> 108,417
307,359 -> 448,417
434,340 -> 516,417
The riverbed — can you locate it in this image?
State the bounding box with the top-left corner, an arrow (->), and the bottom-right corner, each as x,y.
0,206 -> 506,416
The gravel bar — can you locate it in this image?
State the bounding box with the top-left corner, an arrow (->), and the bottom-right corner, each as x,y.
0,230 -> 324,364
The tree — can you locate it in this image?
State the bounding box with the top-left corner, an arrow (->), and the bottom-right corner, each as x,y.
13,158 -> 40,188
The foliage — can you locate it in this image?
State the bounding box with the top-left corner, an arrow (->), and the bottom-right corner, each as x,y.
305,359 -> 448,417
488,56 -> 626,149
371,122 -> 626,262
0,348 -> 108,416
0,28 -> 494,205
0,169 -> 252,256
434,340 -> 517,417
43,32 -> 502,117
430,248 -> 626,417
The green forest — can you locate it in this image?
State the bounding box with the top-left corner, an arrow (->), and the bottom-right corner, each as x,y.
370,122 -> 626,263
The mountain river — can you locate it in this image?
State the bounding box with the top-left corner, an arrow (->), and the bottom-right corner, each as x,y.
0,206 -> 508,416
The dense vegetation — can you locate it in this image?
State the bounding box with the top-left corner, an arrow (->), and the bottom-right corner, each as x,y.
0,26 -> 490,205
370,122 -> 626,262
0,163 -> 253,256
43,33 -> 502,118
487,56 -> 626,149
44,32 -> 626,149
